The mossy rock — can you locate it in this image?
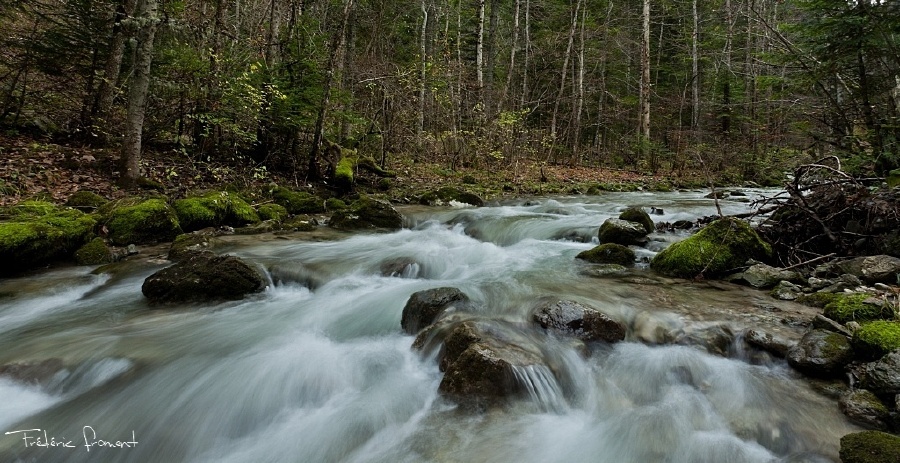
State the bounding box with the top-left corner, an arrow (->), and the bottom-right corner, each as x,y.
419,187 -> 485,207
335,155 -> 355,188
576,243 -> 636,266
853,321 -> 900,360
598,218 -> 648,246
168,232 -> 220,261
0,204 -> 97,276
271,186 -> 324,214
329,196 -> 404,230
174,191 -> 259,232
103,198 -> 182,246
283,216 -> 318,232
377,178 -> 392,191
619,207 -> 654,234
74,237 -> 114,265
650,217 -> 771,279
256,203 -> 288,222
839,431 -> 900,463
65,191 -> 107,211
796,292 -> 840,308
324,198 -> 348,212
824,293 -> 893,324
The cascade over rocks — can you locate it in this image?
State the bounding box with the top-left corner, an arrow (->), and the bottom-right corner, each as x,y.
400,287 -> 472,335
142,251 -> 265,304
532,299 -> 626,343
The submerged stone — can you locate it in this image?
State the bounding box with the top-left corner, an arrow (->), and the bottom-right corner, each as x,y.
598,218 -> 648,246
400,287 -> 471,335
532,299 -> 625,343
786,329 -> 853,378
575,243 -> 636,266
142,251 -> 265,304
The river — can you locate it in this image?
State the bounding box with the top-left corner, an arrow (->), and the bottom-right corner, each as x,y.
0,190 -> 857,462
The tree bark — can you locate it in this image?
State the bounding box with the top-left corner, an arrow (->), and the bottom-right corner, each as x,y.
691,0 -> 699,131
94,0 -> 137,134
498,0 -> 520,113
476,0 -> 485,105
639,0 -> 651,152
550,0 -> 580,153
119,0 -> 159,189
417,0 -> 428,147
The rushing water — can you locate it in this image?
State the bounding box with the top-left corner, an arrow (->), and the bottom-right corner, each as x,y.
0,190 -> 857,462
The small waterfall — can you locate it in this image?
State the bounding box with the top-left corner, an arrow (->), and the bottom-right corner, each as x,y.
512,364 -> 567,413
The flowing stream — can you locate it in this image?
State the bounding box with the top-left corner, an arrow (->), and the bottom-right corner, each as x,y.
0,190 -> 858,462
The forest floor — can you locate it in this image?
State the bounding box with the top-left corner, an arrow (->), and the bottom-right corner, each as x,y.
0,134 -> 705,207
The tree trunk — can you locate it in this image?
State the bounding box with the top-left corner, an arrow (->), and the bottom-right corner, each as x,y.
307,0 -> 354,180
572,1 -> 586,162
476,0 -> 485,105
417,0 -> 428,147
722,0 -> 733,135
639,0 -> 651,153
94,0 -> 138,137
550,0 -> 580,155
119,0 -> 159,189
484,0 -> 499,112
520,0 -> 530,109
691,0 -> 699,131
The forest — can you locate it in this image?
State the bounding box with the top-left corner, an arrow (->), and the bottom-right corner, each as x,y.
0,0 -> 898,190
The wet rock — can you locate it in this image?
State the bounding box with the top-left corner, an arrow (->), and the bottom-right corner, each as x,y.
142,251 -> 265,304
400,287 -> 471,335
380,257 -> 420,278
737,263 -> 803,289
168,231 -> 221,262
329,196 -> 404,230
532,300 -> 626,343
580,264 -> 628,278
820,274 -> 862,293
598,218 -> 648,246
0,359 -> 65,385
770,281 -> 803,300
419,187 -> 485,207
672,220 -> 694,230
807,277 -> 831,290
811,314 -> 854,337
632,311 -> 683,344
676,324 -> 735,357
837,255 -> 900,284
786,329 -> 853,377
618,207 -> 654,234
839,389 -> 893,431
575,243 -> 635,266
839,431 -> 900,463
650,217 -> 771,279
861,350 -> 900,395
742,329 -> 791,358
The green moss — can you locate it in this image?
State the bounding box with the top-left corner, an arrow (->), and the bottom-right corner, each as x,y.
853,321 -> 900,360
0,204 -> 96,275
283,216 -> 318,231
650,217 -> 772,279
174,191 -> 260,231
168,232 -> 218,261
257,203 -> 288,222
619,207 -> 654,234
271,186 -> 324,214
796,292 -> 840,308
324,198 -> 347,211
824,293 -> 893,324
65,191 -> 107,210
74,237 -> 113,265
335,156 -> 355,187
378,178 -> 392,191
576,243 -> 636,266
104,198 -> 182,245
822,331 -> 852,359
839,431 -> 900,463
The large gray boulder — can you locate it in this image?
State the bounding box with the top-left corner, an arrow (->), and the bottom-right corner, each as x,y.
532,300 -> 626,343
400,287 -> 471,335
861,350 -> 900,395
329,196 -> 404,230
786,329 -> 854,377
742,329 -> 791,358
839,389 -> 893,431
598,218 -> 648,246
618,207 -> 654,234
837,255 -> 900,284
142,251 -> 265,304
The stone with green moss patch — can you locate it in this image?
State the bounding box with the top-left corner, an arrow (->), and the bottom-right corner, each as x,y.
650,217 -> 771,279
419,187 -> 485,207
65,191 -> 107,210
330,196 -> 404,230
174,191 -> 259,231
576,243 -> 636,266
853,321 -> 900,360
0,203 -> 96,276
324,198 -> 347,212
271,187 -> 324,214
839,431 -> 900,463
103,198 -> 182,246
74,237 -> 113,265
619,207 -> 654,234
796,292 -> 840,308
824,293 -> 893,324
257,203 -> 288,222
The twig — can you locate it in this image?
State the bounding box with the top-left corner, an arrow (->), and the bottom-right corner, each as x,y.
783,252 -> 836,271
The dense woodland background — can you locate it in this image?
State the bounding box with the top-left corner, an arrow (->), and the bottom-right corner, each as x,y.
0,0 -> 898,189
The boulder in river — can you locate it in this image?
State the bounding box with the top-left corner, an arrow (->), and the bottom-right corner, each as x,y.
650,217 -> 771,279
142,251 -> 265,304
618,207 -> 654,234
575,243 -> 635,266
839,389 -> 893,431
419,187 -> 485,207
532,300 -> 626,343
861,350 -> 900,395
741,329 -> 791,358
786,329 -> 854,377
329,196 -> 404,230
733,263 -> 803,289
400,287 -> 471,335
598,218 -> 648,246
836,255 -> 900,284
839,431 -> 900,463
